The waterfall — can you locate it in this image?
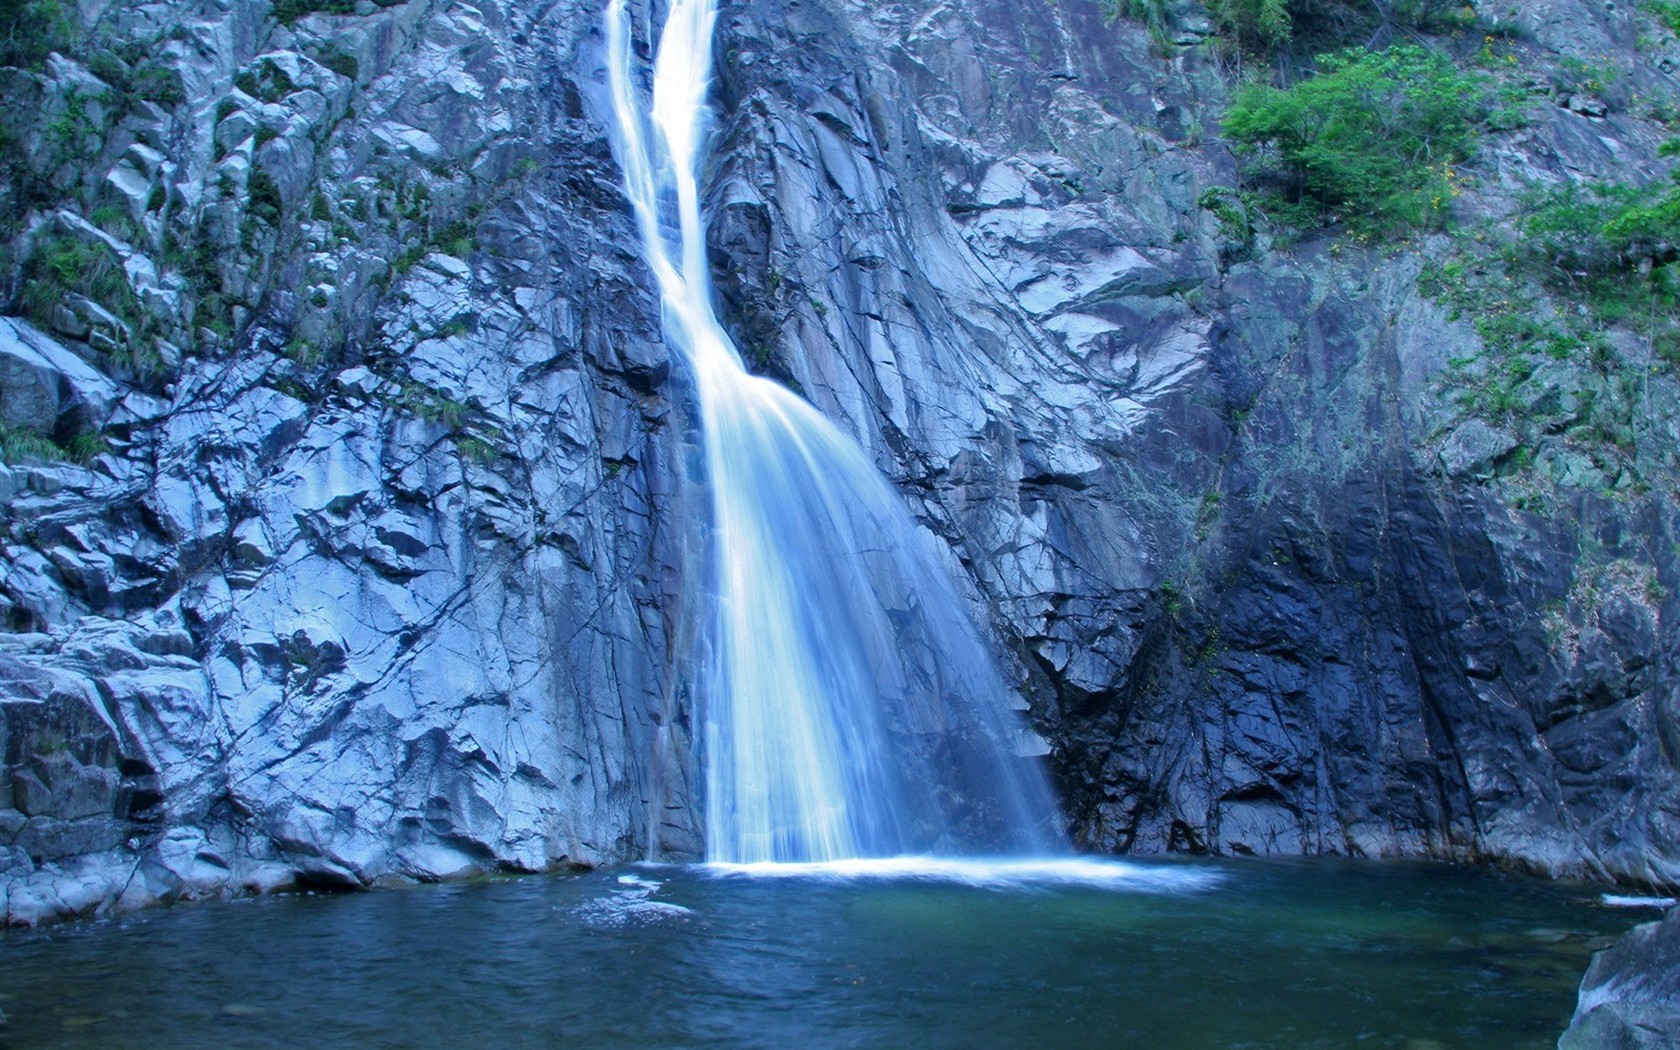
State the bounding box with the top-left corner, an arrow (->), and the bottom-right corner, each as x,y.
604,0 -> 1063,864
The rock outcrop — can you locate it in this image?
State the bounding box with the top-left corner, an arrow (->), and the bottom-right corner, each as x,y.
1561,905 -> 1680,1049
2,0 -> 1679,925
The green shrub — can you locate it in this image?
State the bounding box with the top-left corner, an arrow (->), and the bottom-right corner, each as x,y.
1104,0 -> 1173,48
272,0 -> 355,25
390,379 -> 471,427
434,219 -> 474,259
62,430 -> 108,464
0,423 -> 106,464
283,337 -> 323,365
321,49 -> 359,81
1197,185 -> 1255,242
1223,45 -> 1490,232
1646,1 -> 1680,34
1519,175 -> 1680,362
1391,0 -> 1479,31
88,203 -> 136,240
0,424 -> 62,463
1172,1 -> 1481,54
1207,0 -> 1292,51
86,48 -> 126,86
18,236 -> 138,328
132,63 -> 186,106
1524,178 -> 1680,273
193,293 -> 233,339
248,168 -> 284,226
234,58 -> 295,103
0,0 -> 75,69
456,435 -> 496,465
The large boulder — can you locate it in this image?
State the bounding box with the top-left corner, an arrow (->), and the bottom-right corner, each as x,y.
0,317 -> 117,437
1560,907 -> 1680,1049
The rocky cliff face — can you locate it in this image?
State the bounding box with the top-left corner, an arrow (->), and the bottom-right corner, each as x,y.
2,0 -> 1679,924
0,0 -> 704,922
705,0 -> 1680,888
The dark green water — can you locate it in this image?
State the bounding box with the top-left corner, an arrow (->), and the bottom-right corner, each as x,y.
0,857 -> 1643,1049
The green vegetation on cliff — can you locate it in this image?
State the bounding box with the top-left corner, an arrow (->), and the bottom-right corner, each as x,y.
1419,155 -> 1680,472
1159,0 -> 1680,493
1646,1 -> 1680,34
272,0 -> 356,24
0,0 -> 74,69
1113,0 -> 1477,54
1223,45 -> 1490,232
1524,159 -> 1680,282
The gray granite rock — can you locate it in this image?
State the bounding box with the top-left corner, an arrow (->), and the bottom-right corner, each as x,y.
1561,906 -> 1680,1049
0,318 -> 117,436
2,0 -> 1679,930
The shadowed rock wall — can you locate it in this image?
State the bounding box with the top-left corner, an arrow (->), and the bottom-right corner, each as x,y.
704,0 -> 1680,888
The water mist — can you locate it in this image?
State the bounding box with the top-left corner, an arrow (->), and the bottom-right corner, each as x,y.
604,0 -> 1062,865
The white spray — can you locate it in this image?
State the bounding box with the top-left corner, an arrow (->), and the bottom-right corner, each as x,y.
604,0 -> 1062,863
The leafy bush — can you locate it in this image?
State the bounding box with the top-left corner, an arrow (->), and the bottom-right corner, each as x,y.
1646,1 -> 1680,35
1524,180 -> 1680,273
321,49 -> 359,81
234,58 -> 296,102
1390,0 -> 1479,32
0,0 -> 74,69
131,63 -> 186,106
1519,170 -> 1680,362
1223,45 -> 1490,231
247,168 -> 284,226
272,0 -> 355,25
1207,0 -> 1292,51
1177,1 -> 1480,53
18,236 -> 138,328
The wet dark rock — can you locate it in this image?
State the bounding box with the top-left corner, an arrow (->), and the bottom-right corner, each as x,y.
1560,907 -> 1680,1049
703,0 -> 1680,891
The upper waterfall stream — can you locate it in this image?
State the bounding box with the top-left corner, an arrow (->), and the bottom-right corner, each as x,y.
604,0 -> 1062,864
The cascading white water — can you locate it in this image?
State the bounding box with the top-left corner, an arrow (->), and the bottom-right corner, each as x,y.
605,0 -> 1063,864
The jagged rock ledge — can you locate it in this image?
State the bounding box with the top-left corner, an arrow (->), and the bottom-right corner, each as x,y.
1561,904 -> 1680,1049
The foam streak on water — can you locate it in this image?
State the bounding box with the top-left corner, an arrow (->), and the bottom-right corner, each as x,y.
604,0 -> 1063,863
703,856 -> 1223,894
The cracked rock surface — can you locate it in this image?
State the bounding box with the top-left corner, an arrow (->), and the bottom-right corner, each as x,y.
4,0 -> 1680,925
3,0 -> 700,924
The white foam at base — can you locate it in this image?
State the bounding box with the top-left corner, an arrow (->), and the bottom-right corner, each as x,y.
575,874 -> 696,927
1601,894 -> 1678,909
702,855 -> 1221,893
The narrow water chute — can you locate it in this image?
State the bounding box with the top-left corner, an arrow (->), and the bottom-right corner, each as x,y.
604,0 -> 1063,864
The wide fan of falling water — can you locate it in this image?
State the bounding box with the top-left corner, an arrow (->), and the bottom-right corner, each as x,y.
604,0 -> 1062,864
